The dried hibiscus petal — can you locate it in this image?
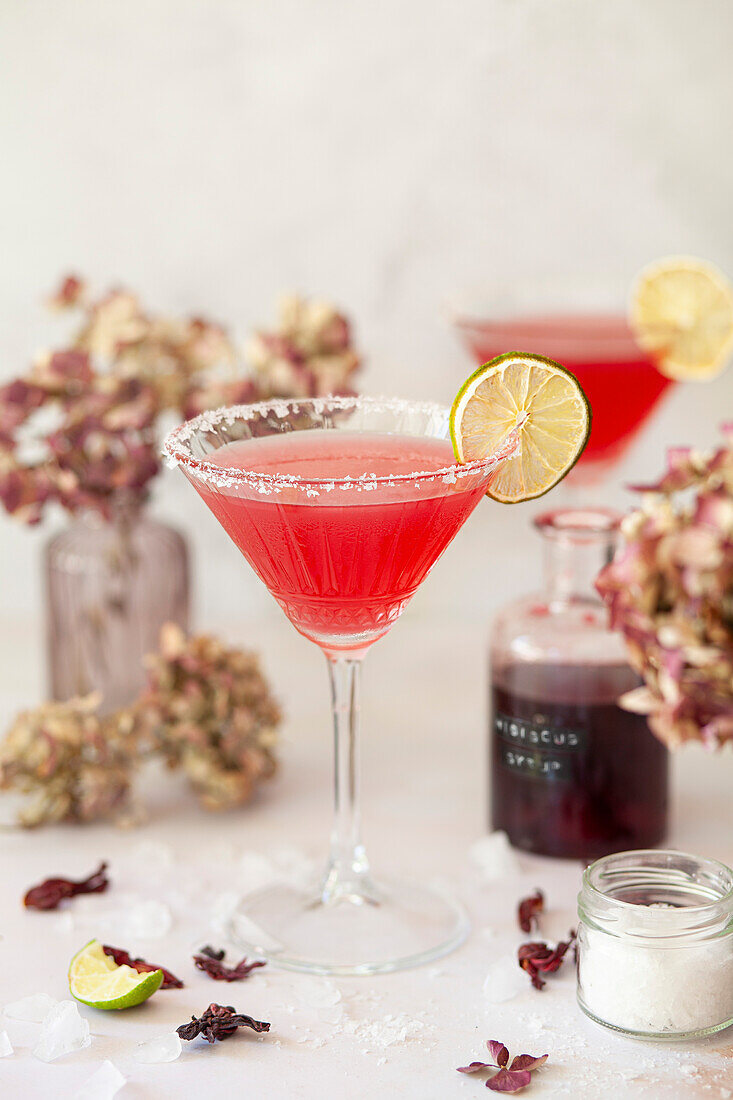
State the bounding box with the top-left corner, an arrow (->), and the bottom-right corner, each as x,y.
199,944 -> 225,961
24,861 -> 109,910
193,951 -> 266,982
103,945 -> 183,990
518,930 -> 576,990
177,1003 -> 270,1044
517,890 -> 544,934
457,1040 -> 548,1093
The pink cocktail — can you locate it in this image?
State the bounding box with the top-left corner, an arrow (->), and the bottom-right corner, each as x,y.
165,396 -> 515,974
454,314 -> 674,480
199,431 -> 489,655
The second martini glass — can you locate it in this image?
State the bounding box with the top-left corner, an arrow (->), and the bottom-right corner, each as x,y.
165,396 -> 516,975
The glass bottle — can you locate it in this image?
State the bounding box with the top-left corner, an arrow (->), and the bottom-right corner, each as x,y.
489,508 -> 668,860
45,498 -> 190,712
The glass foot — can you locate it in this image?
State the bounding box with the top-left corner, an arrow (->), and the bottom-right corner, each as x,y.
226,876 -> 469,976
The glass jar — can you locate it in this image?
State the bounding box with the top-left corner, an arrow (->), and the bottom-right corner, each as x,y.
577,849 -> 733,1040
490,508 -> 669,860
45,500 -> 190,712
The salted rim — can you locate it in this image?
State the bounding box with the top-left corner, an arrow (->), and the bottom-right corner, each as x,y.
163,395 -> 520,493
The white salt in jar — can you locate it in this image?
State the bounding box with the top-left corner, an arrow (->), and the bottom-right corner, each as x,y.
577,849 -> 733,1040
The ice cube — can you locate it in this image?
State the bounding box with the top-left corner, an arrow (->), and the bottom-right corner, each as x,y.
4,992 -> 58,1022
33,1000 -> 91,1062
0,1030 -> 13,1057
126,899 -> 172,938
74,1060 -> 126,1099
210,890 -> 241,936
134,1032 -> 182,1063
482,955 -> 528,1004
469,831 -> 521,881
297,978 -> 342,1008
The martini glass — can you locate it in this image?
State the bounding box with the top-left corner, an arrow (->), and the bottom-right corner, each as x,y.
454,313 -> 675,485
165,396 -> 516,975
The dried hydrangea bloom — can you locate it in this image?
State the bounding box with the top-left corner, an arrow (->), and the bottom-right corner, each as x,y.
0,696 -> 137,827
135,624 -> 279,811
246,295 -> 361,399
596,426 -> 733,749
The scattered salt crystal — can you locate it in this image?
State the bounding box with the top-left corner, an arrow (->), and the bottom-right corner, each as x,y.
342,1013 -> 425,1050
297,978 -> 342,1008
4,992 -> 58,1022
377,1056 -> 387,1065
125,899 -> 172,938
720,1088 -> 731,1099
469,831 -> 521,881
680,1065 -> 697,1077
74,1060 -> 126,1099
0,1031 -> 13,1057
135,1032 -> 182,1064
33,1000 -> 91,1062
482,955 -> 528,1004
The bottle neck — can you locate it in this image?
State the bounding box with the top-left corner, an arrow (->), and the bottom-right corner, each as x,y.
537,509 -> 620,608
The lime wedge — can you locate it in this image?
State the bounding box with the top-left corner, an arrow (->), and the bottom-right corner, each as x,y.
630,256 -> 733,380
450,352 -> 591,503
69,940 -> 163,1010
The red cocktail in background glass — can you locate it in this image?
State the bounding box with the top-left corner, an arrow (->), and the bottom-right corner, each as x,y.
454,314 -> 674,480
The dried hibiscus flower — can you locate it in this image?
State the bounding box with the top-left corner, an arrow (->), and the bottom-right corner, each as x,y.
24,861 -> 109,910
103,945 -> 183,989
458,1039 -> 548,1093
518,931 -> 576,991
176,1003 -> 270,1044
194,950 -> 266,982
199,945 -> 226,961
518,890 -> 544,934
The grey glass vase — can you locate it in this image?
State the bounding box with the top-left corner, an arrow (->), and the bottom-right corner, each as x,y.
45,500 -> 190,711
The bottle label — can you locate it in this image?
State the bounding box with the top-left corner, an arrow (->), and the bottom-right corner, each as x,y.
494,711 -> 585,781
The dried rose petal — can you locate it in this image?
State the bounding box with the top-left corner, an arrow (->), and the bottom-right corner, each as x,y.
103,945 -> 183,989
517,890 -> 544,934
518,931 -> 575,990
193,953 -> 266,982
24,861 -> 109,910
176,1003 -> 270,1044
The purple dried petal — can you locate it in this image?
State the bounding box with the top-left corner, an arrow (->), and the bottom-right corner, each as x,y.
487,1040 -> 510,1067
486,1068 -> 533,1093
509,1054 -> 548,1072
457,1062 -> 492,1074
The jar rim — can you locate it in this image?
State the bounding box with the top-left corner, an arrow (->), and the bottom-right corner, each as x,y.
581,849 -> 733,921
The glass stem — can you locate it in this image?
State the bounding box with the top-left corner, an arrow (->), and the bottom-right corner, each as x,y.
320,655 -> 373,905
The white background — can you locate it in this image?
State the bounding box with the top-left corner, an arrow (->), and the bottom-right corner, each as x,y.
1,4 -> 733,1097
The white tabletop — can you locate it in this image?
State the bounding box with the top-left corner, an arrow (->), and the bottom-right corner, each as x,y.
1,613 -> 732,1100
